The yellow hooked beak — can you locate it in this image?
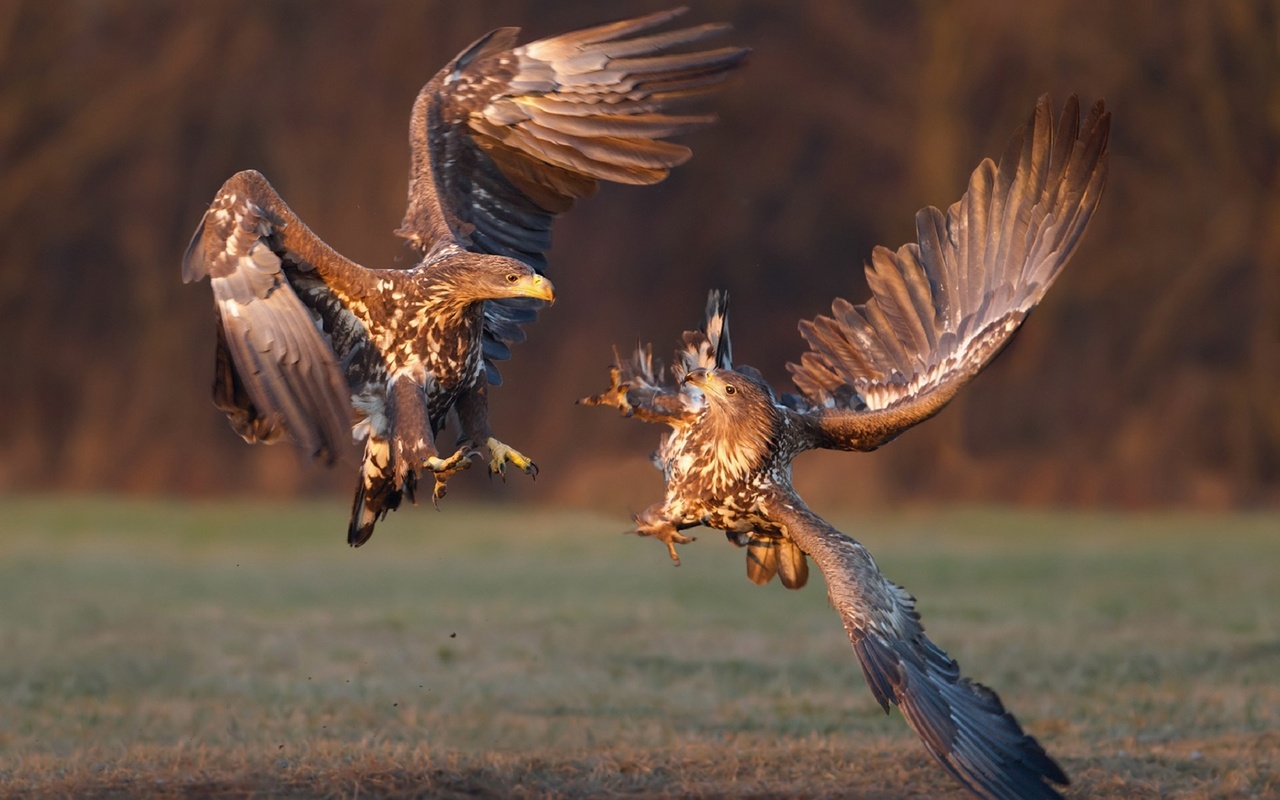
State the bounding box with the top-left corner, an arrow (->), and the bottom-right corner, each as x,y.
513,273 -> 555,304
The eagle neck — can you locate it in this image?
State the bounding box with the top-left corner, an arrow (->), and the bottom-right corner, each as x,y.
699,401 -> 778,493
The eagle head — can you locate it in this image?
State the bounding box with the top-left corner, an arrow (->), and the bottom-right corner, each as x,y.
683,367 -> 774,409
444,253 -> 556,304
682,367 -> 779,486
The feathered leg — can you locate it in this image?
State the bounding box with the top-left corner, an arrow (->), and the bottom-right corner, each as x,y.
579,363 -> 692,425
386,376 -> 472,505
348,434 -> 405,546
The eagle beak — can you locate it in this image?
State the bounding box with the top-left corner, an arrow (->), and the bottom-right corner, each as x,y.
516,274 -> 555,304
684,368 -> 708,386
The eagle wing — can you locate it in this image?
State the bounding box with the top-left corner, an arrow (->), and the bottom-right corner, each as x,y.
673,288 -> 732,380
183,170 -> 375,464
768,498 -> 1069,800
399,8 -> 748,382
787,95 -> 1110,451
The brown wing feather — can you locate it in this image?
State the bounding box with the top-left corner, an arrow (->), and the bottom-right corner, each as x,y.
786,96 -> 1110,452
400,6 -> 746,260
398,8 -> 747,383
183,170 -> 367,464
673,289 -> 732,381
768,498 -> 1069,800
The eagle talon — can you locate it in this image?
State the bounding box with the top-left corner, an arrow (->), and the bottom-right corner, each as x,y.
486,437 -> 537,480
424,448 -> 473,508
579,366 -> 633,415
630,519 -> 696,565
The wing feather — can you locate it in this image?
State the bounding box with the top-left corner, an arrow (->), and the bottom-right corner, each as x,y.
771,499 -> 1069,800
398,8 -> 747,384
673,289 -> 732,381
183,170 -> 370,464
787,95 -> 1110,451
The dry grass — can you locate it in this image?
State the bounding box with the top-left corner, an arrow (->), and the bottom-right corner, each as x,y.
0,498 -> 1276,798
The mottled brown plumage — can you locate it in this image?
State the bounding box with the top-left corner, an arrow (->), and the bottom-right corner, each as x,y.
183,9 -> 745,545
584,96 -> 1110,800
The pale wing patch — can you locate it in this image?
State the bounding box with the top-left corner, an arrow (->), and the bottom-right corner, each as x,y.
192,187 -> 354,463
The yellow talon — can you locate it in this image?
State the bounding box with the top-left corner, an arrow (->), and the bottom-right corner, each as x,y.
425,448 -> 473,508
486,437 -> 538,480
425,447 -> 472,475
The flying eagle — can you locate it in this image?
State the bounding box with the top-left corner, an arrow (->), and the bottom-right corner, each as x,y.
583,95 -> 1110,800
182,9 -> 747,546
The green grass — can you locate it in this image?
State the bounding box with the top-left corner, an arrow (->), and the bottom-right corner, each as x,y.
0,497 -> 1276,798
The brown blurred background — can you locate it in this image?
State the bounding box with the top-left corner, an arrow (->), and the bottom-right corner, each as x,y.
1,1 -> 1277,512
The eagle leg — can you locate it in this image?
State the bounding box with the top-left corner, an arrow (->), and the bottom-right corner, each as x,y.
578,366 -> 634,415
631,504 -> 697,566
579,365 -> 691,425
425,447 -> 474,507
454,385 -> 537,481
485,436 -> 538,481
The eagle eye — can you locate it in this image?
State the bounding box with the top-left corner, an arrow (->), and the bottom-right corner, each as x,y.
724,384 -> 737,395
505,273 -> 519,283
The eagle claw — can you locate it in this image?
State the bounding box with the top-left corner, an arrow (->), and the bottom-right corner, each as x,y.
630,517 -> 696,566
486,437 -> 537,481
578,366 -> 633,415
425,448 -> 474,508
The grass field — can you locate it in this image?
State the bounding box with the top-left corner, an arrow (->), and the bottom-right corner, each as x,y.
0,497 -> 1276,798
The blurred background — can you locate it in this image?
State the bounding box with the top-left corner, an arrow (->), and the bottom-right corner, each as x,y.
1,0 -> 1276,512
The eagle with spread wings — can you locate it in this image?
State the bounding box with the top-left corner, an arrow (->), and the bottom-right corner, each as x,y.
182,9 -> 746,546
583,95 -> 1110,800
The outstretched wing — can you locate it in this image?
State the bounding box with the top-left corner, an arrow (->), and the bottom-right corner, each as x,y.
183,170 -> 374,464
769,498 -> 1069,800
400,7 -> 748,382
788,95 -> 1110,451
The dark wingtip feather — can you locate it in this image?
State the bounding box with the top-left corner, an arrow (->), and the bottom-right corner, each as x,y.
704,289 -> 732,369
855,633 -> 1069,800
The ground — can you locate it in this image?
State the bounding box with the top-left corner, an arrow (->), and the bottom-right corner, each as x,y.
0,497 -> 1276,798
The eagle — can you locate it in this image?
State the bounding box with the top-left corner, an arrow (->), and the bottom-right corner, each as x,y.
583,95 -> 1110,800
182,9 -> 747,546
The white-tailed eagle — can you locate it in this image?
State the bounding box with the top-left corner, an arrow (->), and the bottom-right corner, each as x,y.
583,96 -> 1110,800
183,8 -> 746,545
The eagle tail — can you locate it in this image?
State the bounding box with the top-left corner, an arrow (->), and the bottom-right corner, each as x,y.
348,435 -> 406,547
742,533 -> 810,589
